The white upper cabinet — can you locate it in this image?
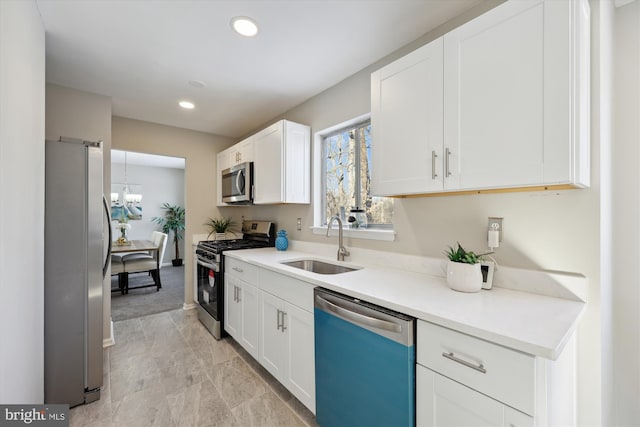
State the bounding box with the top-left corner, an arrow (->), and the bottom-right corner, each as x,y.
215,138 -> 254,207
371,0 -> 590,196
216,119 -> 310,206
253,120 -> 310,204
229,137 -> 254,166
371,38 -> 444,196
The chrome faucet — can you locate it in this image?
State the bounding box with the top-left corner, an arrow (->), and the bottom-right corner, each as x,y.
326,216 -> 350,261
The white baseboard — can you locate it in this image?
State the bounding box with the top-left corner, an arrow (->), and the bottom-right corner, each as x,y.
103,319 -> 115,347
183,302 -> 197,310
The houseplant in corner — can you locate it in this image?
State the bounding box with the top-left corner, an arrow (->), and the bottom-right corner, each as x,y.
445,243 -> 491,293
151,203 -> 186,266
205,217 -> 236,241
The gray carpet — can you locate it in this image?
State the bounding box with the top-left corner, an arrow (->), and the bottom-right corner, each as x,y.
110,265 -> 185,321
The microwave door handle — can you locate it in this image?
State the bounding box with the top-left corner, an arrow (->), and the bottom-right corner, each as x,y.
236,169 -> 244,193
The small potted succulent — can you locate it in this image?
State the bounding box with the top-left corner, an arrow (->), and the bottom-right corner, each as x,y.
445,243 -> 491,292
205,217 -> 236,240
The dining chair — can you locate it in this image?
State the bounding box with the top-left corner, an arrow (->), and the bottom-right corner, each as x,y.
118,230 -> 164,262
110,255 -> 127,295
121,232 -> 168,293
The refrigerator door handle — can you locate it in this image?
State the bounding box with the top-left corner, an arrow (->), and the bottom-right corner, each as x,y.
102,195 -> 112,279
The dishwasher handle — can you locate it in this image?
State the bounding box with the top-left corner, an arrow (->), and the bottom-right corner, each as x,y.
316,294 -> 402,333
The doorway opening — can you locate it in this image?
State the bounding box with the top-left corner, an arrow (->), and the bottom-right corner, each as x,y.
110,149 -> 186,321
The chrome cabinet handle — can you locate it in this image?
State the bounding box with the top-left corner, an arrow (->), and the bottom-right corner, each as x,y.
281,311 -> 287,333
236,286 -> 240,303
445,147 -> 452,177
232,267 -> 243,273
431,150 -> 438,179
233,286 -> 237,302
442,352 -> 486,374
276,309 -> 282,331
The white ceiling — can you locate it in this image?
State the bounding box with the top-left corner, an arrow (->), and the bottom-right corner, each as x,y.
36,0 -> 481,138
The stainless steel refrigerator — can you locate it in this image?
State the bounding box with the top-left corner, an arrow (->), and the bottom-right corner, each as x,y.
44,137 -> 111,407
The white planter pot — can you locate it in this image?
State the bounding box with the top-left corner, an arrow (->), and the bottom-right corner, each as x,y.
214,232 -> 226,241
446,261 -> 482,293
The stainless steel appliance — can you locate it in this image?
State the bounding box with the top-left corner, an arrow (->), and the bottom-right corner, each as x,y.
314,287 -> 416,427
221,162 -> 253,204
44,137 -> 111,407
196,220 -> 274,339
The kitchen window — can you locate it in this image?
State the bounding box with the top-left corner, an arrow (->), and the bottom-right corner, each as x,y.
313,114 -> 395,241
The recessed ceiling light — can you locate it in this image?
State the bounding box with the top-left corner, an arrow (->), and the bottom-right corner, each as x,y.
231,16 -> 259,37
179,101 -> 195,109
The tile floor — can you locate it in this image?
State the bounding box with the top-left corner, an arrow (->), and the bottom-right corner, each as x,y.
70,309 -> 318,427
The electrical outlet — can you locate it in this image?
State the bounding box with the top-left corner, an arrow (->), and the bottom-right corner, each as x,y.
297,218 -> 302,231
488,217 -> 503,242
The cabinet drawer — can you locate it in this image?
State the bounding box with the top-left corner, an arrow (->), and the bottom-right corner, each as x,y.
417,320 -> 535,415
225,258 -> 258,285
259,269 -> 314,312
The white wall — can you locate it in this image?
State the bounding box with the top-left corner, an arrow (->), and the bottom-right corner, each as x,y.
610,1 -> 640,424
0,0 -> 45,403
111,116 -> 236,307
111,161 -> 185,264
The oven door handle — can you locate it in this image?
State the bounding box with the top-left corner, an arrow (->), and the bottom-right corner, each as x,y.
197,259 -> 218,272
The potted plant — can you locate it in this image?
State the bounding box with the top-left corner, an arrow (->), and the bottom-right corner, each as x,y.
444,243 -> 491,292
205,217 -> 236,240
151,203 -> 186,266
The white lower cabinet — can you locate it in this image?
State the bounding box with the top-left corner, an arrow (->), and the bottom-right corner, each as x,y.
416,320 -> 576,427
224,274 -> 259,359
417,366 -> 533,427
258,290 -> 286,377
258,270 -> 315,413
224,259 -> 316,414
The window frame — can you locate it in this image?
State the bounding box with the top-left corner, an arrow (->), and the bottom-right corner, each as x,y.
312,114 -> 396,242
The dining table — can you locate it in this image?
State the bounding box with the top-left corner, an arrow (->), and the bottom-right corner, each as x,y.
112,239 -> 158,254
111,240 -> 160,294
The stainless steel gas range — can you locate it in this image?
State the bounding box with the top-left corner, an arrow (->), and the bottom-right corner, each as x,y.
195,220 -> 275,339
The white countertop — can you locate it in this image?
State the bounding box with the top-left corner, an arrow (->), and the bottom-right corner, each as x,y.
224,245 -> 586,360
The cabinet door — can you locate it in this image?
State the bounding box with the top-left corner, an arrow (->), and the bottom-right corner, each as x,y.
232,138 -> 254,165
444,0 -> 545,190
283,302 -> 315,413
253,122 -> 283,204
258,290 -> 286,379
282,121 -> 311,203
417,366 -> 533,427
239,281 -> 259,359
223,275 -> 240,337
371,37 -> 444,196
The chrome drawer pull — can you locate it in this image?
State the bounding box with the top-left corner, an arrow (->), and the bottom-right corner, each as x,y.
281,311 -> 287,333
445,147 -> 452,177
431,150 -> 438,179
442,352 -> 486,374
232,267 -> 243,273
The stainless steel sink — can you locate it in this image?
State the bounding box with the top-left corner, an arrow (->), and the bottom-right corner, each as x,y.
281,259 -> 360,275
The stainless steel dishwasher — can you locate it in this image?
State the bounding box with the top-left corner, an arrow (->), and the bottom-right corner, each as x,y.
314,287 -> 415,427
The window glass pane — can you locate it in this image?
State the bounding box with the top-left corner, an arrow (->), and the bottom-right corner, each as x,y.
323,120 -> 393,227
324,130 -> 356,222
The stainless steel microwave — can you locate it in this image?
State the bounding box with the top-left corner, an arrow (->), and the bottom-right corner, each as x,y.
222,162 -> 253,204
